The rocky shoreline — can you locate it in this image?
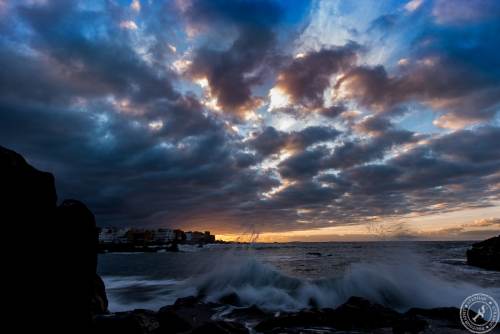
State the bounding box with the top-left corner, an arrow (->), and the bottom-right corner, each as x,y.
2,145 -> 498,333
92,295 -> 477,334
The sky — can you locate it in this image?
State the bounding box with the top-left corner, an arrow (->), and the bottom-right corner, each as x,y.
1,0 -> 500,241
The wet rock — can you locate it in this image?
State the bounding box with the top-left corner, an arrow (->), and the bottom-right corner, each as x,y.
227,305 -> 268,322
307,252 -> 322,256
218,292 -> 241,306
92,274 -> 109,314
392,315 -> 428,334
255,297 -> 401,332
255,309 -> 333,332
160,297 -> 220,329
156,309 -> 191,333
466,235 -> 500,271
405,307 -> 463,329
190,321 -> 249,334
93,309 -> 159,334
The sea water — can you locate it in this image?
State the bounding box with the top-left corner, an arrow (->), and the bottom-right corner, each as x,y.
98,241 -> 500,312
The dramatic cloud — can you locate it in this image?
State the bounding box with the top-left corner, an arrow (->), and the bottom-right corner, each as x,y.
249,126 -> 340,157
183,0 -> 302,117
273,44 -> 359,109
1,0 -> 499,237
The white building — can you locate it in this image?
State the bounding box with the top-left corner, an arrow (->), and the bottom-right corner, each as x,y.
98,227 -> 129,244
155,228 -> 175,243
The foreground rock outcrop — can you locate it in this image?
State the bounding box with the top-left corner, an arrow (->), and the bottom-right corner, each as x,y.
92,296 -> 479,333
1,146 -> 107,332
466,235 -> 500,271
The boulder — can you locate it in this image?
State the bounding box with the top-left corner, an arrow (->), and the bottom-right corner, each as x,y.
156,308 -> 192,333
466,235 -> 500,271
255,297 -> 402,333
93,309 -> 159,334
190,321 -> 249,334
1,146 -> 107,332
218,292 -> 241,306
159,297 -> 220,330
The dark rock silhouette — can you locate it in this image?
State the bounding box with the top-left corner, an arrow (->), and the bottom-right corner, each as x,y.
466,235 -> 500,271
1,146 -> 107,332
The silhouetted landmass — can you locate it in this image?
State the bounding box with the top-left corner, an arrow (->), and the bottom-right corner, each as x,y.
467,235 -> 500,270
1,146 -> 107,332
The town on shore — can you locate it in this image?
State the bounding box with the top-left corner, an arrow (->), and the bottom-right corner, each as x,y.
98,227 -> 222,253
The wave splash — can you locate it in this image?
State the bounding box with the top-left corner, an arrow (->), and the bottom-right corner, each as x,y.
103,251 -> 500,312
185,255 -> 499,312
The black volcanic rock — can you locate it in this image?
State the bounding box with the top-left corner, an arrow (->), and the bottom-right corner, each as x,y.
156,308 -> 192,333
1,146 -> 107,332
466,235 -> 500,270
93,310 -> 159,334
332,296 -> 401,330
255,297 -> 401,333
190,320 -> 249,334
218,292 -> 241,306
57,199 -> 108,318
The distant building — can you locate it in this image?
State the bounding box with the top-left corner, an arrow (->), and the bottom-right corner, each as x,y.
154,228 -> 175,243
204,231 -> 216,243
99,227 -> 128,244
98,227 -> 214,245
173,229 -> 186,242
185,231 -> 215,244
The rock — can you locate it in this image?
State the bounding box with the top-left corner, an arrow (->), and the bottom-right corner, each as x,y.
2,146 -> 59,330
255,297 -> 401,333
218,292 -> 241,306
331,296 -> 401,330
392,315 -> 428,334
307,252 -> 322,256
57,199 -> 109,324
466,235 -> 500,270
156,308 -> 192,333
405,307 -> 463,329
93,309 -> 159,334
190,321 -> 249,334
159,297 -> 220,330
227,305 -> 268,322
1,146 -> 107,332
92,273 -> 109,314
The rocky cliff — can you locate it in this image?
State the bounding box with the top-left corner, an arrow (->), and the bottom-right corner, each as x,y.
1,146 -> 107,332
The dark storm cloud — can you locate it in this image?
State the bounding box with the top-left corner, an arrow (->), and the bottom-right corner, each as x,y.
12,0 -> 178,104
274,125 -> 419,182
249,126 -> 340,157
0,95 -> 277,229
253,126 -> 500,230
278,147 -> 329,180
275,44 -> 359,109
184,0 -> 290,116
0,0 -> 275,230
328,128 -> 420,170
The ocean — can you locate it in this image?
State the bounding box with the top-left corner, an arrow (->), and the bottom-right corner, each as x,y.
98,241 -> 500,313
